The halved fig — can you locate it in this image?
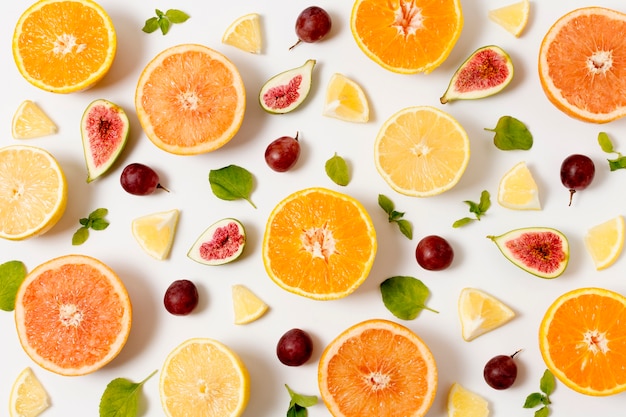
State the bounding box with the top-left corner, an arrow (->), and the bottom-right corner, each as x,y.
188,218 -> 246,265
487,227 -> 569,279
440,45 -> 514,104
259,59 -> 315,114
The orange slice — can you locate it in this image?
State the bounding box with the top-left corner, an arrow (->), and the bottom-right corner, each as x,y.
14,254 -> 132,376
135,44 -> 246,155
318,319 -> 437,417
539,7 -> 626,123
262,187 -> 377,300
12,0 -> 116,93
539,287 -> 626,396
350,0 -> 463,74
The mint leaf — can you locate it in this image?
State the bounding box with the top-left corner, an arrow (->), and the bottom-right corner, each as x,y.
378,194 -> 394,213
598,132 -> 614,153
325,153 -> 349,186
99,370 -> 157,417
73,208 -> 109,245
598,131 -> 626,171
380,276 -> 438,320
0,260 -> 26,311
209,165 -> 256,208
72,227 -> 89,245
485,115 -> 533,150
90,208 -> 108,219
452,217 -> 473,228
165,9 -> 190,24
378,194 -> 412,239
285,385 -> 317,417
524,369 -> 555,415
453,190 -> 490,227
142,17 -> 159,33
535,406 -> 550,417
91,219 -> 110,231
523,393 -> 544,408
143,8 -> 189,35
539,369 -> 555,396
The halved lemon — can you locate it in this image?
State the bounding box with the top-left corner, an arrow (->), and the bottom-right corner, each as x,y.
322,73 -> 369,123
12,100 -> 57,139
497,161 -> 541,210
458,288 -> 515,341
584,215 -> 625,270
222,13 -> 262,54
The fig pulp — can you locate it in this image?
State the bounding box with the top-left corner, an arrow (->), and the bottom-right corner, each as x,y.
259,60 -> 315,114
487,227 -> 569,278
440,45 -> 514,104
81,99 -> 130,183
188,218 -> 246,265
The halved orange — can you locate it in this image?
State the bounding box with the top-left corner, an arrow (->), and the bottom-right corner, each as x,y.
350,0 -> 463,74
539,7 -> 626,123
262,187 -> 377,300
135,44 -> 246,155
539,287 -> 626,396
12,0 -> 116,93
318,319 -> 437,417
14,254 -> 132,376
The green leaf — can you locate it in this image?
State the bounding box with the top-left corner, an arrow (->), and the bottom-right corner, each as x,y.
464,200 -> 480,215
539,369 -> 556,396
286,385 -> 317,408
155,9 -> 165,18
89,208 -> 108,219
452,217 -> 474,228
396,219 -> 413,239
454,191 -> 490,227
380,276 -> 438,320
535,406 -> 550,417
287,404 -> 307,417
79,217 -> 90,226
99,370 -> 157,417
90,219 -> 110,231
478,189 -> 491,213
325,153 -> 350,186
0,260 -> 26,311
209,165 -> 256,208
608,156 -> 626,171
485,115 -> 533,150
165,9 -> 190,23
598,131 -> 614,153
377,194 -> 412,240
378,194 -> 394,215
159,17 -> 171,35
523,392 -> 545,408
72,227 -> 90,246
141,17 -> 159,33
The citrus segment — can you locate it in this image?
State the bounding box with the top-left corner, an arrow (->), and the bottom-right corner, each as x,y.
131,209 -> 180,260
0,145 -> 67,240
12,0 -> 116,93
539,287 -> 626,396
374,106 -> 470,197
322,73 -> 369,123
538,7 -> 626,123
222,13 -> 262,54
584,215 -> 625,270
447,383 -> 489,417
12,101 -> 57,139
14,255 -> 132,376
497,161 -> 541,210
135,44 -> 246,155
232,284 -> 269,325
350,0 -> 463,74
160,338 -> 250,417
318,319 -> 437,417
262,187 -> 377,300
458,288 -> 515,341
9,367 -> 50,417
488,0 -> 530,37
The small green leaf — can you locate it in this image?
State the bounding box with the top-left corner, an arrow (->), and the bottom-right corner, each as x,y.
90,219 -> 110,231
464,200 -> 480,215
478,190 -> 491,213
485,115 -> 533,150
454,191 -> 490,227
287,404 -> 307,417
286,385 -> 317,408
539,369 -> 556,396
452,217 -> 474,228
155,9 -> 165,18
209,165 -> 256,208
325,153 -> 350,186
608,156 -> 626,171
378,194 -> 394,215
598,131 -> 614,153
72,227 -> 90,246
523,392 -> 545,409
0,260 -> 27,311
89,208 -> 108,219
396,219 -> 413,239
142,17 -> 159,33
99,370 -> 157,417
534,406 -> 550,417
380,276 -> 438,320
377,194 -> 412,239
79,217 -> 90,226
165,9 -> 190,24
389,210 -> 404,221
159,17 -> 171,35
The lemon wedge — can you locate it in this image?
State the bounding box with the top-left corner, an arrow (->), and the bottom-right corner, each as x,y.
12,100 -> 57,139
447,383 -> 489,417
584,215 -> 625,270
9,367 -> 50,417
322,73 -> 369,123
458,288 -> 515,341
497,161 -> 541,210
488,0 -> 530,37
232,284 -> 269,325
131,209 -> 179,260
222,13 -> 262,54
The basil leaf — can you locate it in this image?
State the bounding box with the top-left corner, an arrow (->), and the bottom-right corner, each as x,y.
608,156 -> 626,171
396,219 -> 413,240
99,370 -> 157,417
380,276 -> 438,320
523,392 -> 544,409
325,153 -> 349,186
159,18 -> 171,35
539,369 -> 556,396
598,132 -> 614,153
79,217 -> 90,226
485,116 -> 533,150
378,194 -> 412,239
478,190 -> 491,213
166,9 -> 190,24
452,217 -> 473,228
287,404 -> 307,417
0,260 -> 26,311
535,406 -> 550,417
464,200 -> 480,215
378,194 -> 394,214
90,208 -> 108,219
209,165 -> 256,208
142,17 -> 159,33
90,219 -> 110,231
72,227 -> 90,246
285,385 -> 317,417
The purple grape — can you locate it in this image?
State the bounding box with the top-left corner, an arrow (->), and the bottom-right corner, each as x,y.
483,350 -> 520,390
560,154 -> 595,206
265,134 -> 300,172
120,163 -> 168,195
290,6 -> 332,49
415,235 -> 454,271
164,279 -> 199,316
276,328 -> 313,366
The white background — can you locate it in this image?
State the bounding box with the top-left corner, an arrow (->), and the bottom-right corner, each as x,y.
2,1 -> 626,416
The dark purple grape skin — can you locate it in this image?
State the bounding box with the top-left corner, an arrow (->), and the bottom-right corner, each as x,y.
164,279 -> 199,316
276,328 -> 313,366
560,154 -> 595,206
265,134 -> 301,172
483,351 -> 520,390
415,235 -> 454,271
120,163 -> 168,195
290,6 -> 332,49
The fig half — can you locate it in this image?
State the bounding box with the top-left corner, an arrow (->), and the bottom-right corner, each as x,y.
487,227 -> 569,279
259,59 -> 315,114
188,218 -> 246,265
440,45 -> 514,104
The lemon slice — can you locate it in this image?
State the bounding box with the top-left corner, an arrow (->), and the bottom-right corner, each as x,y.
131,209 -> 179,260
447,383 -> 489,417
458,288 -> 515,341
488,0 -> 530,37
322,73 -> 369,123
222,13 -> 262,54
497,161 -> 541,210
9,367 -> 50,417
12,100 -> 57,139
584,215 -> 625,270
232,284 -> 269,325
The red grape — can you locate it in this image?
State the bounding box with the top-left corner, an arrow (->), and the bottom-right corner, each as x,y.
415,235 -> 454,271
164,279 -> 199,316
560,154 -> 595,206
276,328 -> 313,366
290,6 -> 332,49
120,163 -> 168,195
265,134 -> 300,172
483,350 -> 520,389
